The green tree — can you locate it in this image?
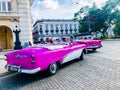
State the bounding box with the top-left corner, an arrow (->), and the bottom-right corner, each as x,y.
74,0 -> 120,38
113,10 -> 120,37
74,6 -> 89,32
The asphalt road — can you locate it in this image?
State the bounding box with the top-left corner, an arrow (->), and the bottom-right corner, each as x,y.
0,40 -> 120,90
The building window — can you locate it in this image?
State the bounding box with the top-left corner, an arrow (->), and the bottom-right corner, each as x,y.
55,24 -> 59,34
60,24 -> 63,29
45,24 -> 48,30
45,24 -> 49,35
70,24 -> 73,34
40,25 -> 42,28
74,24 -> 77,29
50,24 -> 53,29
39,25 -> 42,35
65,24 -> 68,34
50,24 -> 54,35
70,24 -> 72,29
0,2 -> 1,11
74,24 -> 77,33
56,24 -> 58,29
2,1 -> 6,11
0,0 -> 11,12
65,24 -> 68,29
8,1 -> 11,11
60,24 -> 63,34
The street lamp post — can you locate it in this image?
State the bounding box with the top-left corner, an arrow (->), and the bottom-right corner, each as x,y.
13,25 -> 22,50
76,2 -> 91,34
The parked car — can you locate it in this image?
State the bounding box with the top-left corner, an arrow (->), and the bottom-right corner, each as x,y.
5,42 -> 86,75
75,39 -> 102,52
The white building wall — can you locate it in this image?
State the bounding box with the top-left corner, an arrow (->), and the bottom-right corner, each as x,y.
33,19 -> 79,41
16,0 -> 33,45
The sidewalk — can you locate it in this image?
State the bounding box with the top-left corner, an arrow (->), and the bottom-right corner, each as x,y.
0,51 -> 10,76
103,38 -> 120,41
0,60 -> 7,76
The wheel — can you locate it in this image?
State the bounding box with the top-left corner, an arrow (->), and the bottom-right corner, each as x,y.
83,49 -> 88,54
79,51 -> 84,61
93,48 -> 97,51
48,62 -> 58,75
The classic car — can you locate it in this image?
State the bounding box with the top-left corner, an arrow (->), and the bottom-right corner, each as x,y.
5,42 -> 86,75
75,39 -> 102,52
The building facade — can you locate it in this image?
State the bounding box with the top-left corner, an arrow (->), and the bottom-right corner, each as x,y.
33,19 -> 79,43
0,0 -> 33,50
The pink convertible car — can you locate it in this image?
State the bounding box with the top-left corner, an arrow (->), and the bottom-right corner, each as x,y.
5,43 -> 86,75
75,40 -> 102,51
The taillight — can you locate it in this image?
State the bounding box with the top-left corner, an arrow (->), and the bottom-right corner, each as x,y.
31,55 -> 35,64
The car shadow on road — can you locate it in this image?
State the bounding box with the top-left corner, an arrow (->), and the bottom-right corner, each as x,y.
86,49 -> 101,54
0,58 -> 84,90
0,70 -> 52,89
0,50 -> 99,90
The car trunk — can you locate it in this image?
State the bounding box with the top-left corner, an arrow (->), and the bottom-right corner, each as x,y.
78,40 -> 101,48
6,47 -> 48,69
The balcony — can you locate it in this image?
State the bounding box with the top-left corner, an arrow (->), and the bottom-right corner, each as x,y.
0,11 -> 19,20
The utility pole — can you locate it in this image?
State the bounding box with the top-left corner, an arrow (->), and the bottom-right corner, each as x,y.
76,2 -> 91,34
88,13 -> 91,34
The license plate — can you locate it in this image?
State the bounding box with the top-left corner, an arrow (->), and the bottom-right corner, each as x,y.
9,66 -> 19,72
93,44 -> 96,46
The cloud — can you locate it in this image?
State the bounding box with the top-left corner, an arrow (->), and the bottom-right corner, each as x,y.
93,0 -> 108,8
31,0 -> 80,21
31,0 -> 108,22
77,0 -> 108,8
38,0 -> 59,9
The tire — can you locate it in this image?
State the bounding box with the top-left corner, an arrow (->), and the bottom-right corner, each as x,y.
48,62 -> 58,75
79,51 -> 84,61
83,49 -> 88,54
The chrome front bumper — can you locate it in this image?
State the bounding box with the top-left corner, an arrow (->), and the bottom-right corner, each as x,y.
5,64 -> 41,74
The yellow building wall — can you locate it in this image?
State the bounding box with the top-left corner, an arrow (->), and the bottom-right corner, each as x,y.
0,26 -> 13,49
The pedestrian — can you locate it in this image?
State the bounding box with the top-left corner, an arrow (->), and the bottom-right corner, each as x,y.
23,42 -> 29,48
28,41 -> 32,46
0,44 -> 2,52
40,38 -> 45,44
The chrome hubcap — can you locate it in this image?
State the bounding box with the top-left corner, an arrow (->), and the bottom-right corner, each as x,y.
50,63 -> 57,74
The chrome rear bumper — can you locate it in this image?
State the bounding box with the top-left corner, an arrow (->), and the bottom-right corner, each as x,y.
5,64 -> 41,74
87,45 -> 102,49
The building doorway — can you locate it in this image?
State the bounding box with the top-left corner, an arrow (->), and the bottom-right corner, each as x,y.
0,26 -> 13,50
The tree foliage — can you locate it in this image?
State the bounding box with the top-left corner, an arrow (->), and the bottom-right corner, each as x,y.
113,10 -> 120,36
74,0 -> 120,37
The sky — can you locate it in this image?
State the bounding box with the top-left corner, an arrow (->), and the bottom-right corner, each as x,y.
31,0 -> 108,22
